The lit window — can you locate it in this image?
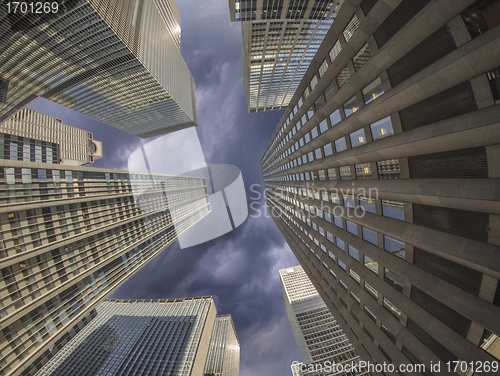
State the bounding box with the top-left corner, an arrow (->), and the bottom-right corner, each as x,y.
350,128 -> 366,147
363,77 -> 385,104
370,116 -> 393,140
344,95 -> 359,116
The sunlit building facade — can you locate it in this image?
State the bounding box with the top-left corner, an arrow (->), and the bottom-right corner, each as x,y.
281,266 -> 368,376
0,160 -> 210,376
1,108 -> 102,165
229,1 -> 345,112
34,298 -> 217,376
204,315 -> 240,376
263,0 -> 500,373
0,0 -> 197,138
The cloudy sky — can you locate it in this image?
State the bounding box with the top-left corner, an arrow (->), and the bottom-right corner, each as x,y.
28,1 -> 303,375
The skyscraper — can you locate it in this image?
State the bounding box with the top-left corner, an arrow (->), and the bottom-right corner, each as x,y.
280,266 -> 368,376
262,0 -> 500,372
204,315 -> 240,376
33,298 -> 218,376
229,1 -> 344,112
0,0 -> 197,138
0,159 -> 210,376
1,108 -> 102,165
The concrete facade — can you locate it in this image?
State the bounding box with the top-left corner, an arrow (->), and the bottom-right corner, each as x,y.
262,0 -> 500,374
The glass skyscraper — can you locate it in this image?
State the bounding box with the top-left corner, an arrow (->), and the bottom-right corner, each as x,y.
1,108 -> 102,165
262,0 -> 500,372
34,298 -> 218,376
280,266 -> 368,376
0,0 -> 197,138
229,1 -> 344,112
204,315 -> 240,376
0,159 -> 210,376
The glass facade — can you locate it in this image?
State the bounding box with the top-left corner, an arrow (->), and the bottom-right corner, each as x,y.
34,298 -> 217,376
204,315 -> 240,376
0,0 -> 196,138
280,266 -> 368,375
236,1 -> 346,112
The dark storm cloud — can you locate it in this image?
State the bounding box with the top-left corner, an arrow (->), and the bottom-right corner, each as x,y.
29,1 -> 303,375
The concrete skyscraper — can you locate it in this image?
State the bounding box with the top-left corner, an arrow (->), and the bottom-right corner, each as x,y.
262,0 -> 500,373
280,266 -> 368,376
204,315 -> 240,376
0,158 -> 210,376
0,0 -> 197,138
33,298 -> 219,376
229,1 -> 345,112
1,108 -> 102,165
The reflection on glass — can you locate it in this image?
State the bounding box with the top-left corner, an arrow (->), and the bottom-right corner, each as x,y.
377,158 -> 400,179
370,116 -> 394,140
362,77 -> 384,104
365,282 -> 378,298
382,200 -> 405,220
350,128 -> 366,147
364,255 -> 378,274
384,236 -> 405,259
383,297 -> 401,319
355,163 -> 371,179
334,137 -> 347,152
384,267 -> 404,291
343,95 -> 359,116
329,109 -> 342,127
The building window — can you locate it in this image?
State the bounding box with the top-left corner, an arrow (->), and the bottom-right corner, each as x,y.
461,0 -> 500,39
339,166 -> 352,180
348,246 -> 360,261
355,163 -> 372,179
364,255 -> 378,274
336,238 -> 345,251
323,143 -> 333,156
327,168 -> 337,180
343,14 -> 360,42
362,227 -> 378,245
370,116 -> 393,140
334,137 -> 347,152
383,297 -> 401,319
338,259 -> 347,271
350,269 -> 361,284
329,39 -> 342,62
352,43 -> 372,71
343,95 -> 359,116
336,66 -> 351,88
365,281 -> 378,299
384,236 -> 405,259
382,200 -> 405,220
329,109 -> 341,127
346,220 -> 358,235
334,215 -> 343,228
384,268 -> 404,291
350,128 -> 366,147
362,77 -> 384,104
319,119 -> 329,133
359,197 -> 376,213
377,159 -> 400,179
